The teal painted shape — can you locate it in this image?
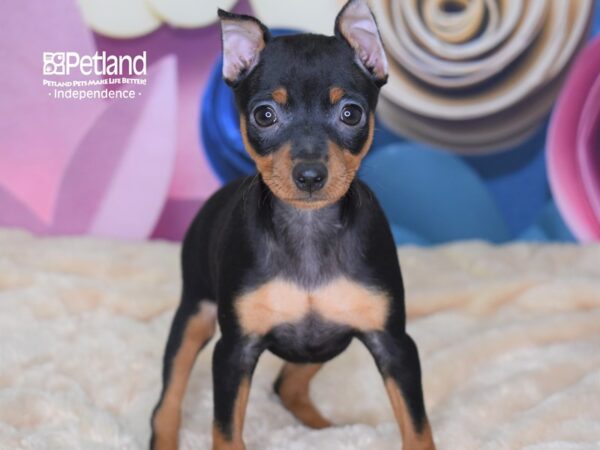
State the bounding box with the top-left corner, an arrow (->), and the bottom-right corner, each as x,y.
360,143 -> 510,245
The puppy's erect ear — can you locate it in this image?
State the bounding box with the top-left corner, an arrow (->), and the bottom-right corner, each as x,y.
218,9 -> 271,86
334,0 -> 388,86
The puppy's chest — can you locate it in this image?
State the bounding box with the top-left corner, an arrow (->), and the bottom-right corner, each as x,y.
237,205 -> 388,336
236,276 -> 389,336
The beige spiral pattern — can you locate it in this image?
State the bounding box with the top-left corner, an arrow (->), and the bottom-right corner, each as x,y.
371,0 -> 595,154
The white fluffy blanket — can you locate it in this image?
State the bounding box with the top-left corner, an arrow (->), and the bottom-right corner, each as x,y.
1,230 -> 599,450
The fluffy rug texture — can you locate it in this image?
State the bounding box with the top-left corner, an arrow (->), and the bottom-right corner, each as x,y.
0,229 -> 599,450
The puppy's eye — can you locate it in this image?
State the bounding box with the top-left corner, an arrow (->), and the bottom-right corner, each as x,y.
253,105 -> 278,127
340,104 -> 363,126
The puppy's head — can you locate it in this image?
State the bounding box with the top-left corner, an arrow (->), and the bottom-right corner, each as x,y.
219,0 -> 388,209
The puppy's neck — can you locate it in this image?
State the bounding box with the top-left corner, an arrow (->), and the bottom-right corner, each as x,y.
261,194 -> 343,289
250,178 -> 363,289
270,195 -> 344,243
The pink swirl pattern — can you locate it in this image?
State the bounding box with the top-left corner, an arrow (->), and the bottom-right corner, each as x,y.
548,36 -> 600,241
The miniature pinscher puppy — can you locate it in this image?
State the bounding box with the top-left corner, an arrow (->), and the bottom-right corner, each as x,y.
150,1 -> 434,449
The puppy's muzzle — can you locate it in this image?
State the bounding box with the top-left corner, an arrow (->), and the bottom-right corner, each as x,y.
293,162 -> 328,193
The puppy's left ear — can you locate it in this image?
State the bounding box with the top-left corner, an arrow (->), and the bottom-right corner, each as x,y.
335,0 -> 388,87
218,9 -> 271,86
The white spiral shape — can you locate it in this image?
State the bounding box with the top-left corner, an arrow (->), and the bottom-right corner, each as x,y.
371,0 -> 595,154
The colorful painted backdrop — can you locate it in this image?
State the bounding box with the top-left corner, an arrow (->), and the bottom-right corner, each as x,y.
1,0 -> 599,244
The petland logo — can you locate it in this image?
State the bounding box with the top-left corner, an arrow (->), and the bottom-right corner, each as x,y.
43,51 -> 148,100
43,51 -> 147,76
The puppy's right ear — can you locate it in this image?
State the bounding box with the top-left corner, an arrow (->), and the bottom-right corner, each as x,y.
218,9 -> 271,86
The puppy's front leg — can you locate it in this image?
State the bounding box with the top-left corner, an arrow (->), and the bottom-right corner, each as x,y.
360,331 -> 435,450
212,336 -> 263,450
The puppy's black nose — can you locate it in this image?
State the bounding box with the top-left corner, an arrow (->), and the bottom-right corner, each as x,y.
293,163 -> 328,193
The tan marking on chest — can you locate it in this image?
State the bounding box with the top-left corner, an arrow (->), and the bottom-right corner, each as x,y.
235,277 -> 389,335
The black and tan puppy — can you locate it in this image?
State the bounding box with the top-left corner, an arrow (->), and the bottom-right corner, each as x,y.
151,1 -> 434,449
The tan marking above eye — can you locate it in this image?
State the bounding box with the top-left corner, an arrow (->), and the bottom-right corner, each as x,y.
329,86 -> 345,104
272,87 -> 288,105
235,277 -> 389,335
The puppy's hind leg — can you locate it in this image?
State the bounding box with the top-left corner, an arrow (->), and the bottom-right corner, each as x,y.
151,295 -> 217,450
273,363 -> 333,429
